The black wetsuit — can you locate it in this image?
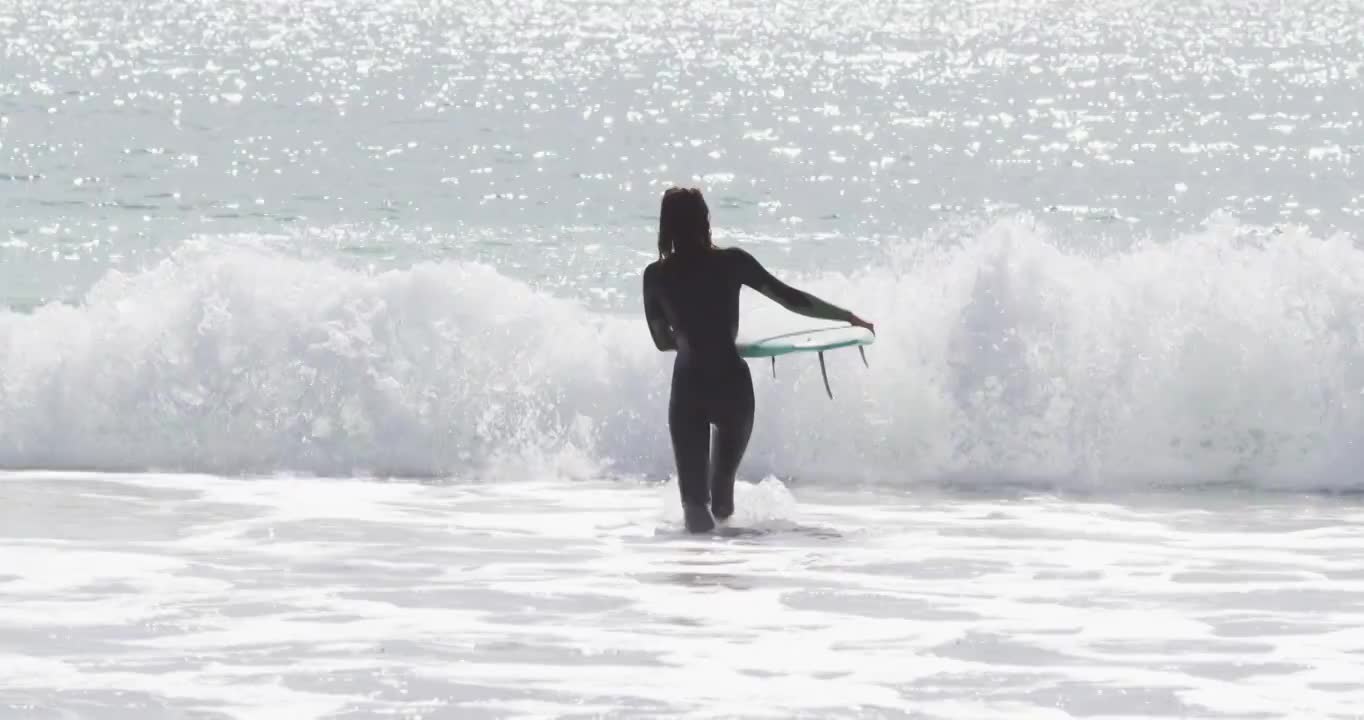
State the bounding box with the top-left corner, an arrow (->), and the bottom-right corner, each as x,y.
643,247 -> 852,532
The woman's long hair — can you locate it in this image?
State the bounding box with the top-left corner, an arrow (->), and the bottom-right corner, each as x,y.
657,187 -> 713,259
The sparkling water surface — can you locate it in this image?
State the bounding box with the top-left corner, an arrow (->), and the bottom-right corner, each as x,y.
2,0 -> 1361,305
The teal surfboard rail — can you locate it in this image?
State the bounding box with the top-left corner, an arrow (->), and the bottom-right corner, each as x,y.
736,327 -> 874,358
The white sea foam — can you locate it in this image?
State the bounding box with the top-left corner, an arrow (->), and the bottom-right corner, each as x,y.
3,217 -> 1360,490
2,471 -> 1361,719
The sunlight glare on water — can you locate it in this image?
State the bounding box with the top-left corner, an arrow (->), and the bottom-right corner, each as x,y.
1,0 -> 1361,305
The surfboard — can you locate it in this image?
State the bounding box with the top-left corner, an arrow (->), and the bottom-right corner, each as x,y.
737,326 -> 874,358
736,326 -> 873,398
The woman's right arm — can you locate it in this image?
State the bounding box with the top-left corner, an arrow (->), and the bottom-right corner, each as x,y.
730,248 -> 872,331
642,263 -> 677,351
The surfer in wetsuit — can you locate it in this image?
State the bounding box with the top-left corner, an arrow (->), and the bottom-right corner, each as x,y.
642,187 -> 873,533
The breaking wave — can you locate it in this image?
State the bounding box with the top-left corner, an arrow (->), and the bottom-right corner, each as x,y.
2,216 -> 1362,491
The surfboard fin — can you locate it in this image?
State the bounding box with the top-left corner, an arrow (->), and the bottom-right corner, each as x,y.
818,351 -> 833,399
859,345 -> 869,368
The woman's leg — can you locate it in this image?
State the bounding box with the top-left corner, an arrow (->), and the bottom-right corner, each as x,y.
708,363 -> 755,521
669,370 -> 715,533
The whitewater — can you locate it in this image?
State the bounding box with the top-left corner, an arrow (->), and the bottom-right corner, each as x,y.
4,222 -> 1364,487
3,0 -> 1364,717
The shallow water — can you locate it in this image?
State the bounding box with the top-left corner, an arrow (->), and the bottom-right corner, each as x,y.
2,472 -> 1363,719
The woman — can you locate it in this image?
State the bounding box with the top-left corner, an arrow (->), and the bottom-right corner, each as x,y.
642,187 -> 873,533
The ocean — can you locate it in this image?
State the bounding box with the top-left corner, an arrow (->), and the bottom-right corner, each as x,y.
2,0 -> 1362,717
